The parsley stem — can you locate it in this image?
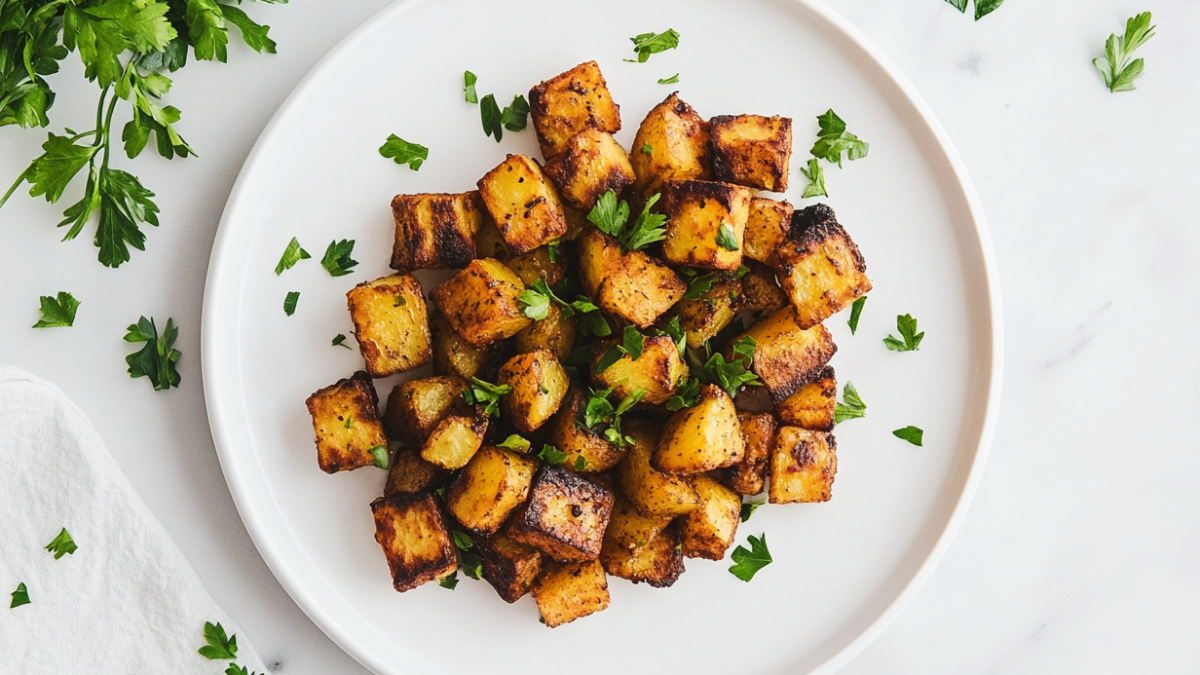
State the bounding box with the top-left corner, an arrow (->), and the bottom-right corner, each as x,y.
93,86 -> 110,148
100,88 -> 120,171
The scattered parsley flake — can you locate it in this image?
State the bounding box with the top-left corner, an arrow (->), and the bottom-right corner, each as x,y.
944,0 -> 1004,21
451,530 -> 483,579
480,93 -> 504,141
1094,12 -> 1156,92
500,94 -> 530,132
729,534 -> 772,581
370,445 -> 390,470
497,434 -> 532,452
680,267 -> 719,301
378,134 -> 428,171
665,377 -> 701,411
463,71 -> 478,103
331,333 -> 351,349
274,237 -> 310,275
33,292 -> 80,328
538,444 -> 569,465
740,501 -> 764,523
124,316 -> 181,391
283,291 -> 299,316
439,572 -> 460,590
462,377 -> 512,417
883,313 -> 924,352
696,336 -> 761,398
657,73 -> 679,84
10,583 -> 30,609
848,296 -> 867,334
641,143 -> 653,155
45,528 -> 77,559
811,109 -> 869,168
623,324 -> 645,360
800,158 -> 828,198
582,387 -> 644,447
587,190 -> 668,253
198,621 -> 238,660
343,415 -> 353,429
393,295 -> 407,307
834,381 -> 867,424
893,426 -> 924,446
574,456 -> 587,471
628,29 -> 680,62
320,239 -> 358,277
716,222 -> 739,251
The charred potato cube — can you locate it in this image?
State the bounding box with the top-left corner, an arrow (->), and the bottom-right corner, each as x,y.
727,412 -> 776,496
420,413 -> 488,470
505,245 -> 566,287
770,426 -> 837,504
738,260 -> 788,313
776,366 -> 836,431
776,204 -> 872,329
673,279 -> 740,349
736,306 -> 836,402
306,371 -> 388,474
653,384 -> 745,474
679,476 -> 742,560
710,114 -> 793,192
547,389 -> 625,472
544,129 -> 635,209
660,180 -> 751,271
370,492 -> 457,592
383,375 -> 468,447
744,197 -> 793,265
479,532 -> 544,603
601,520 -> 685,588
515,302 -> 579,360
591,334 -> 688,406
529,61 -> 621,159
599,494 -> 673,557
533,560 -> 610,628
430,307 -> 493,381
498,349 -> 570,433
446,446 -> 538,536
429,258 -> 532,348
510,466 -> 615,562
384,447 -> 447,496
477,154 -> 569,255
578,228 -> 685,328
346,274 -> 432,377
631,92 -> 711,195
616,421 -> 700,517
389,191 -> 483,271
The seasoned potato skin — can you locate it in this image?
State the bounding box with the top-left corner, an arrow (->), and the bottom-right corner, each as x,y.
578,228 -> 685,328
660,180 -> 751,271
616,420 -> 700,517
384,447 -> 447,496
770,426 -> 837,504
446,446 -> 538,536
389,191 -> 483,271
477,154 -> 569,255
370,491 -> 457,592
710,114 -> 793,192
735,306 -> 836,403
544,129 -> 635,209
653,384 -> 746,474
738,261 -> 788,313
631,92 -> 711,195
346,274 -> 432,377
420,412 -> 488,470
510,465 -> 615,562
680,475 -> 742,560
776,366 -> 837,431
599,494 -> 673,556
429,258 -> 532,348
591,335 -> 688,406
776,204 -> 872,329
306,371 -> 388,474
727,412 -> 776,495
529,61 -> 622,159
514,302 -> 578,360
429,308 -> 493,381
743,197 -> 793,265
601,519 -> 685,587
382,375 -> 468,447
498,349 -> 570,433
533,559 -> 611,628
479,532 -> 544,603
547,389 -> 625,472
673,279 -> 740,350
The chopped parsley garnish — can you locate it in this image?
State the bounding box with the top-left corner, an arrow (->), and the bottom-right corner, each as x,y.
715,222 -> 739,251
628,29 -> 680,62
812,109 -> 869,167
124,316 -> 181,391
33,291 -> 80,328
740,501 -> 764,523
500,94 -> 530,132
275,237 -> 310,275
283,291 -> 299,316
439,572 -> 460,590
728,534 -> 772,581
1094,12 -> 1155,92
224,664 -> 263,675
198,621 -> 238,660
519,279 -> 609,336
463,70 -> 478,103
800,158 -> 828,198
695,336 -> 761,398
893,426 -> 924,446
45,528 -> 78,559
480,93 -> 503,141
497,434 -> 532,452
10,583 -> 29,609
462,377 -> 512,417
538,444 -> 569,465
320,239 -> 358,277
883,313 -> 924,352
370,445 -> 390,470
378,134 -> 428,171
582,387 -> 645,446
662,315 -> 687,356
657,73 -> 679,84
680,267 -> 719,300
587,189 -> 668,253
451,530 -> 484,579
574,456 -> 587,471
848,296 -> 867,334
944,0 -> 1004,21
393,295 -> 407,307
331,333 -> 351,349
834,381 -> 867,424
641,143 -> 653,155
343,415 -> 353,429
518,280 -> 553,321
595,325 -> 647,374
665,377 -> 701,411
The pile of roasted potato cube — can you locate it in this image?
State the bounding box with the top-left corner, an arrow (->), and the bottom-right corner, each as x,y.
304,60 -> 871,627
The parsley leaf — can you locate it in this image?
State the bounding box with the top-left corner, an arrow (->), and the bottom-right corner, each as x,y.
716,222 -> 739,251
480,93 -> 503,141
462,377 -> 511,417
834,381 -> 867,424
680,267 -> 719,300
379,134 -> 428,170
628,29 -> 680,63
519,281 -> 553,321
641,143 -> 653,155
538,444 -> 569,465
439,572 -> 460,590
497,434 -> 532,452
944,0 -> 1004,20
331,333 -> 351,349
124,316 -> 181,391
275,237 -> 310,275
729,534 -> 772,581
500,94 -> 530,132
33,291 -> 81,328
95,168 -> 161,268
198,621 -> 237,660
224,664 -> 264,675
588,189 -> 630,237
10,583 -> 30,609
320,239 -> 358,277
451,530 -> 484,579
45,528 -> 78,559
574,456 -> 587,471
665,377 -> 701,411
893,426 -> 924,446
581,387 -> 644,447
283,291 -> 299,316
370,445 -> 390,470
662,315 -> 687,356
883,313 -> 924,352
811,109 -> 869,168
587,190 -> 668,253
695,336 -> 762,398
463,70 -> 478,103
623,324 -> 646,360
800,158 -> 828,198
594,344 -> 626,375
1094,12 -> 1155,93
848,296 -> 867,335
740,501 -> 764,523
657,73 -> 679,84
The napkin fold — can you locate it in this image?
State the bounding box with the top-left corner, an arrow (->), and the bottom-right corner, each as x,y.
0,365 -> 265,675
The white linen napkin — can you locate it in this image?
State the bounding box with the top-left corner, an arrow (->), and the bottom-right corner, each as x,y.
0,365 -> 265,675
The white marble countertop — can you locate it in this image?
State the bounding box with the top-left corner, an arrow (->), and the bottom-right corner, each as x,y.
2,1 -> 1197,672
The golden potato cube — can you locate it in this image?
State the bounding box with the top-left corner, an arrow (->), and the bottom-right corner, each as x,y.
547,389 -> 625,472
529,60 -> 621,160
578,228 -> 685,328
420,413 -> 488,470
544,129 -> 635,210
474,215 -> 510,259
616,420 -> 700,517
429,258 -> 532,348
673,278 -> 740,349
497,349 -> 569,434
631,92 -> 711,195
738,260 -> 788,313
744,197 -> 793,265
305,371 -> 388,474
384,447 -> 447,496
776,366 -> 836,431
710,114 -> 793,192
727,412 -> 776,496
776,203 -> 872,329
599,494 -> 673,557
515,302 -> 579,360
346,274 -> 432,377
430,307 -> 493,380
679,476 -> 742,560
382,375 -> 468,447
446,446 -> 538,536
509,466 -> 615,562
479,532 -> 544,603
660,180 -> 751,270
505,245 -> 566,287
736,306 -> 836,402
591,335 -> 688,406
770,426 -> 837,504
653,384 -> 745,474
533,559 -> 610,628
389,191 -> 483,271
477,154 -> 568,255
370,492 -> 457,592
601,520 -> 685,588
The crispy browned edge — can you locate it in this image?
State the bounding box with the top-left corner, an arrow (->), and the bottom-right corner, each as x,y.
369,491 -> 456,592
305,370 -> 382,474
709,114 -> 793,192
389,192 -> 481,271
510,465 -> 615,561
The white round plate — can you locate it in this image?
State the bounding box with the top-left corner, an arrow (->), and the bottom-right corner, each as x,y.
202,0 -> 1002,673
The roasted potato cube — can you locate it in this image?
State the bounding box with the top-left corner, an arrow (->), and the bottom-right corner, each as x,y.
429,307 -> 493,380
744,197 -> 793,265
544,129 -> 635,209
429,258 -> 532,348
389,191 -> 483,271
515,302 -> 579,360
679,476 -> 742,560
498,349 -> 570,433
370,492 -> 457,592
673,278 -> 740,349
601,519 -> 684,587
660,180 -> 751,270
631,92 -> 711,195
505,245 -> 566,287
776,203 -> 872,329
479,532 -> 544,603
738,260 -> 788,313
477,154 -> 569,255
653,384 -> 745,474
528,61 -> 621,159
382,375 -> 468,447
578,228 -> 685,328
510,466 -> 615,561
770,426 -> 837,504
599,494 -> 673,557
776,366 -> 836,431
710,114 -> 792,192
616,421 -> 700,517
727,412 -> 776,496
420,413 -> 488,470
547,389 -> 625,472
306,371 -> 388,474
346,274 -> 432,377
591,335 -> 688,406
533,559 -> 610,628
474,216 -> 510,259
446,446 -> 538,536
384,447 -> 447,496
736,306 -> 836,402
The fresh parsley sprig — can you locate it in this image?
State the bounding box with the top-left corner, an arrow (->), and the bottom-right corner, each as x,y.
480,92 -> 530,141
125,316 -> 181,391
33,291 -> 80,328
451,530 -> 484,580
695,336 -> 761,398
10,583 -> 30,609
799,158 -> 827,198
462,377 -> 512,417
1094,12 -> 1156,93
595,325 -> 647,374
627,29 -> 680,62
497,434 -> 532,452
45,528 -> 78,559
812,109 -> 869,168
834,381 -> 866,424
740,501 -> 764,523
538,444 -> 570,465
518,279 -> 612,337
198,621 -> 238,660
379,134 -> 428,170
728,534 -> 772,581
665,377 -> 701,411
581,387 -> 645,447
320,239 -> 358,277
943,0 -> 1004,21
893,426 -> 924,446
884,313 -> 924,352
275,237 -> 310,275
588,190 -> 669,253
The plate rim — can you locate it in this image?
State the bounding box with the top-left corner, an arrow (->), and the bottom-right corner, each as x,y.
200,0 -> 1004,672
